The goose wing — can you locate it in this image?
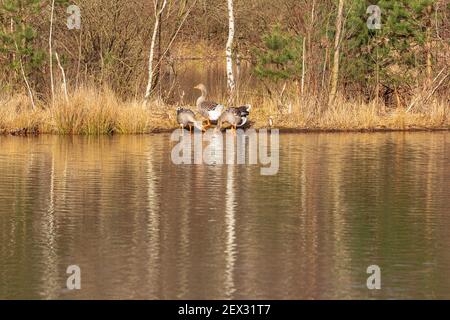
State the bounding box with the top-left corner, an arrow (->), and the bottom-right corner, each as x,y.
177,107 -> 195,115
228,106 -> 251,128
201,100 -> 219,111
199,100 -> 224,119
235,105 -> 251,116
228,106 -> 250,116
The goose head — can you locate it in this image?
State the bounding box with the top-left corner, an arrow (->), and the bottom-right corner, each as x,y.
194,83 -> 207,96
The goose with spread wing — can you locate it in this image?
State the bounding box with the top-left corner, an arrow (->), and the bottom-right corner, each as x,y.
194,84 -> 225,127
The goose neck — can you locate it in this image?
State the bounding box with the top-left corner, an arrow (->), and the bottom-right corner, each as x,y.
196,95 -> 205,107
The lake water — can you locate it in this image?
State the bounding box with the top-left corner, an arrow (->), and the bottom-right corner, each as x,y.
0,132 -> 449,299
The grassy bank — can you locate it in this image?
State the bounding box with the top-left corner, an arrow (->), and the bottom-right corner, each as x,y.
0,87 -> 448,135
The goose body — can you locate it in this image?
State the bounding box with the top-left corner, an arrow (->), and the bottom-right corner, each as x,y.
207,105 -> 225,121
217,108 -> 244,132
176,107 -> 203,132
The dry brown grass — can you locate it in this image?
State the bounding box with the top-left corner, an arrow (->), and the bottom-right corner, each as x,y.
0,87 -> 448,135
0,87 -> 176,135
246,94 -> 449,131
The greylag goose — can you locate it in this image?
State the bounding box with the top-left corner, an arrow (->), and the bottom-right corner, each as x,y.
217,108 -> 245,134
194,84 -> 225,127
176,107 -> 204,133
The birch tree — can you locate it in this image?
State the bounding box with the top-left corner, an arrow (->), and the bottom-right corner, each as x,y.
328,0 -> 345,105
226,0 -> 236,99
13,29 -> 36,110
424,4 -> 433,88
144,0 -> 168,105
49,0 -> 55,105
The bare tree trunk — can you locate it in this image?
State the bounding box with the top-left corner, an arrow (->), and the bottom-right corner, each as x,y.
307,0 -> 315,93
75,29 -> 82,89
55,52 -> 69,103
144,0 -> 168,105
11,20 -> 35,110
321,46 -> 328,91
321,14 -> 331,92
376,45 -> 380,104
9,19 -> 16,83
152,5 -> 164,93
49,0 -> 55,106
18,54 -> 36,110
301,38 -> 306,95
226,0 -> 236,100
328,0 -> 345,105
425,4 -> 433,89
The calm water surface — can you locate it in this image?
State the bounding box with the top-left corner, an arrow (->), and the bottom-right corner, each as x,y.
0,132 -> 449,299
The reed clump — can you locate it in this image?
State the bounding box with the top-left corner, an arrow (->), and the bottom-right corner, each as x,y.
0,87 -> 176,135
0,87 -> 448,135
